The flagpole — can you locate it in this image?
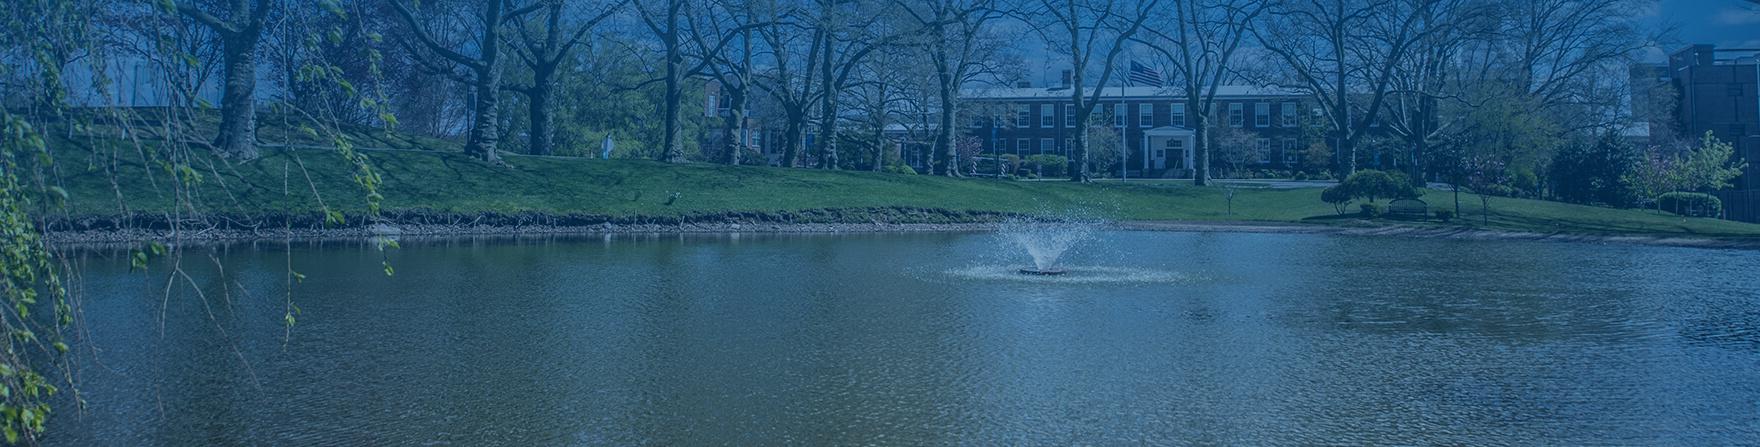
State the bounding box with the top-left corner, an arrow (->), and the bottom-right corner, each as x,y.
1120,60 -> 1128,182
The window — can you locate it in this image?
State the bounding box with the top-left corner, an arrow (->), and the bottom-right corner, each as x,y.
1063,104 -> 1075,127
1257,138 -> 1271,164
1016,105 -> 1031,127
1016,138 -> 1030,155
1282,139 -> 1298,166
1114,103 -> 1126,127
1255,103 -> 1270,127
1282,103 -> 1297,127
1139,103 -> 1154,127
1040,104 -> 1055,128
1229,103 -> 1244,127
1040,138 -> 1055,154
1171,103 -> 1186,127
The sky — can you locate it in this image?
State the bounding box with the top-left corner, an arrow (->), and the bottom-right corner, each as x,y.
1647,0 -> 1759,58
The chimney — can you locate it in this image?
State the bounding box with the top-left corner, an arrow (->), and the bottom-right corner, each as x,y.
1060,70 -> 1072,88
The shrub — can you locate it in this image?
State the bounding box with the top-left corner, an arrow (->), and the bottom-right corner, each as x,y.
999,154 -> 1022,174
1657,192 -> 1722,217
1434,208 -> 1455,222
1024,154 -> 1068,177
1321,185 -> 1354,215
1359,202 -> 1385,218
1293,171 -> 1309,181
1341,169 -> 1420,202
883,164 -> 917,175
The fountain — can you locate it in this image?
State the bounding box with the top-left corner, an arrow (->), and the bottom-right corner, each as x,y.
1000,217 -> 1097,276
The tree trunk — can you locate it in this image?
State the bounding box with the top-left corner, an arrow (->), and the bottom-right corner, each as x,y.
1068,74 -> 1087,182
659,0 -> 686,164
872,125 -> 886,172
465,64 -> 502,163
722,88 -> 746,165
215,32 -> 260,160
934,83 -> 958,176
782,114 -> 803,167
527,70 -> 554,156
1193,104 -> 1210,186
660,50 -> 684,163
817,35 -> 839,170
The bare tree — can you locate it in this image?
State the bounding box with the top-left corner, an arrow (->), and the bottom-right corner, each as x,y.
172,0 -> 272,160
687,0 -> 764,165
504,0 -> 625,156
633,0 -> 693,163
752,1 -> 823,167
895,0 -> 1006,176
1137,0 -> 1266,185
389,0 -> 540,163
1253,0 -> 1437,176
1015,0 -> 1162,181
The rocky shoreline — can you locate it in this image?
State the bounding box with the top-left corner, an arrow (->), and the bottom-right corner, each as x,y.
40,208 -> 1760,250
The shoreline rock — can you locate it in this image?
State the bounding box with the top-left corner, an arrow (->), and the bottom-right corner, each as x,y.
40,209 -> 1760,251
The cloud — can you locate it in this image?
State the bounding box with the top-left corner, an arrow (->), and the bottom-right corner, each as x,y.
1715,7 -> 1760,25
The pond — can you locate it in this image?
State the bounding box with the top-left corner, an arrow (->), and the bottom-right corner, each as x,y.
47,230 -> 1760,444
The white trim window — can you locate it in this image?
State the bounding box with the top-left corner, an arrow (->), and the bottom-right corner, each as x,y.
1229,103 -> 1244,127
1016,104 -> 1031,127
1255,103 -> 1270,127
1171,103 -> 1186,127
1139,103 -> 1154,127
1064,104 -> 1075,127
1016,138 -> 1030,155
1114,103 -> 1126,127
1039,104 -> 1055,128
1040,138 -> 1056,154
1256,138 -> 1271,164
1282,139 -> 1298,165
1281,102 -> 1297,127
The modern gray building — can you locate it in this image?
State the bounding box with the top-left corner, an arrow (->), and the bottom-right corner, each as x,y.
1632,44 -> 1760,221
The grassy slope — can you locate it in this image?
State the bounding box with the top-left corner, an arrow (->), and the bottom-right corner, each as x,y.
48,137 -> 1760,238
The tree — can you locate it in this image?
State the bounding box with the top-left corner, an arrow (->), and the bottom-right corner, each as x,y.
172,0 -> 272,160
1014,0 -> 1162,182
1137,0 -> 1266,185
633,0 -> 692,163
687,0 -> 766,165
389,0 -> 535,163
1378,0 -> 1492,183
751,2 -> 822,167
504,0 -> 624,156
1210,125 -> 1260,178
895,0 -> 1005,176
1254,0 -> 1438,176
1548,136 -> 1639,206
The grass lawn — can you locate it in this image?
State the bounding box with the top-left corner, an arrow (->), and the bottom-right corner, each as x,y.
44,135 -> 1760,239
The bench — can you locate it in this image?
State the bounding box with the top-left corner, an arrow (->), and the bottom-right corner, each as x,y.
1388,198 -> 1429,217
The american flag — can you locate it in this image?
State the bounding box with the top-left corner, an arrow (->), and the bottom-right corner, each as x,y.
1127,61 -> 1162,87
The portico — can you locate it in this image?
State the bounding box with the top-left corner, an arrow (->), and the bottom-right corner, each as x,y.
1141,126 -> 1196,178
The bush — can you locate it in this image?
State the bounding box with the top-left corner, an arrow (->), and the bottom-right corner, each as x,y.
1293,171 -> 1308,181
1359,202 -> 1385,218
883,164 -> 917,175
999,154 -> 1022,175
1321,185 -> 1354,215
1024,154 -> 1068,178
1341,170 -> 1420,202
1657,192 -> 1722,217
1434,208 -> 1455,222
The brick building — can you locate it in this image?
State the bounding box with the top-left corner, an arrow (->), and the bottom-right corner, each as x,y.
1632,44 -> 1760,221
960,85 -> 1319,178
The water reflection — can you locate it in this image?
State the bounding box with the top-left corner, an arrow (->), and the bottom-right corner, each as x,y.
47,231 -> 1760,445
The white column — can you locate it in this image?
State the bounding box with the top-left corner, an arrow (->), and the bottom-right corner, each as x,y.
1141,132 -> 1150,170
1185,134 -> 1195,176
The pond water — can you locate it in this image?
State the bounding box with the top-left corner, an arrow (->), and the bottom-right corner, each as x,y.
47,231 -> 1760,445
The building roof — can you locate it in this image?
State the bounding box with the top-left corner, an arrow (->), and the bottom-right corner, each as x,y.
961,85 -> 1305,101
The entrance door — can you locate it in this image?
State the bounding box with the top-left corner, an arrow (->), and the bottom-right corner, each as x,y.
1154,139 -> 1178,170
